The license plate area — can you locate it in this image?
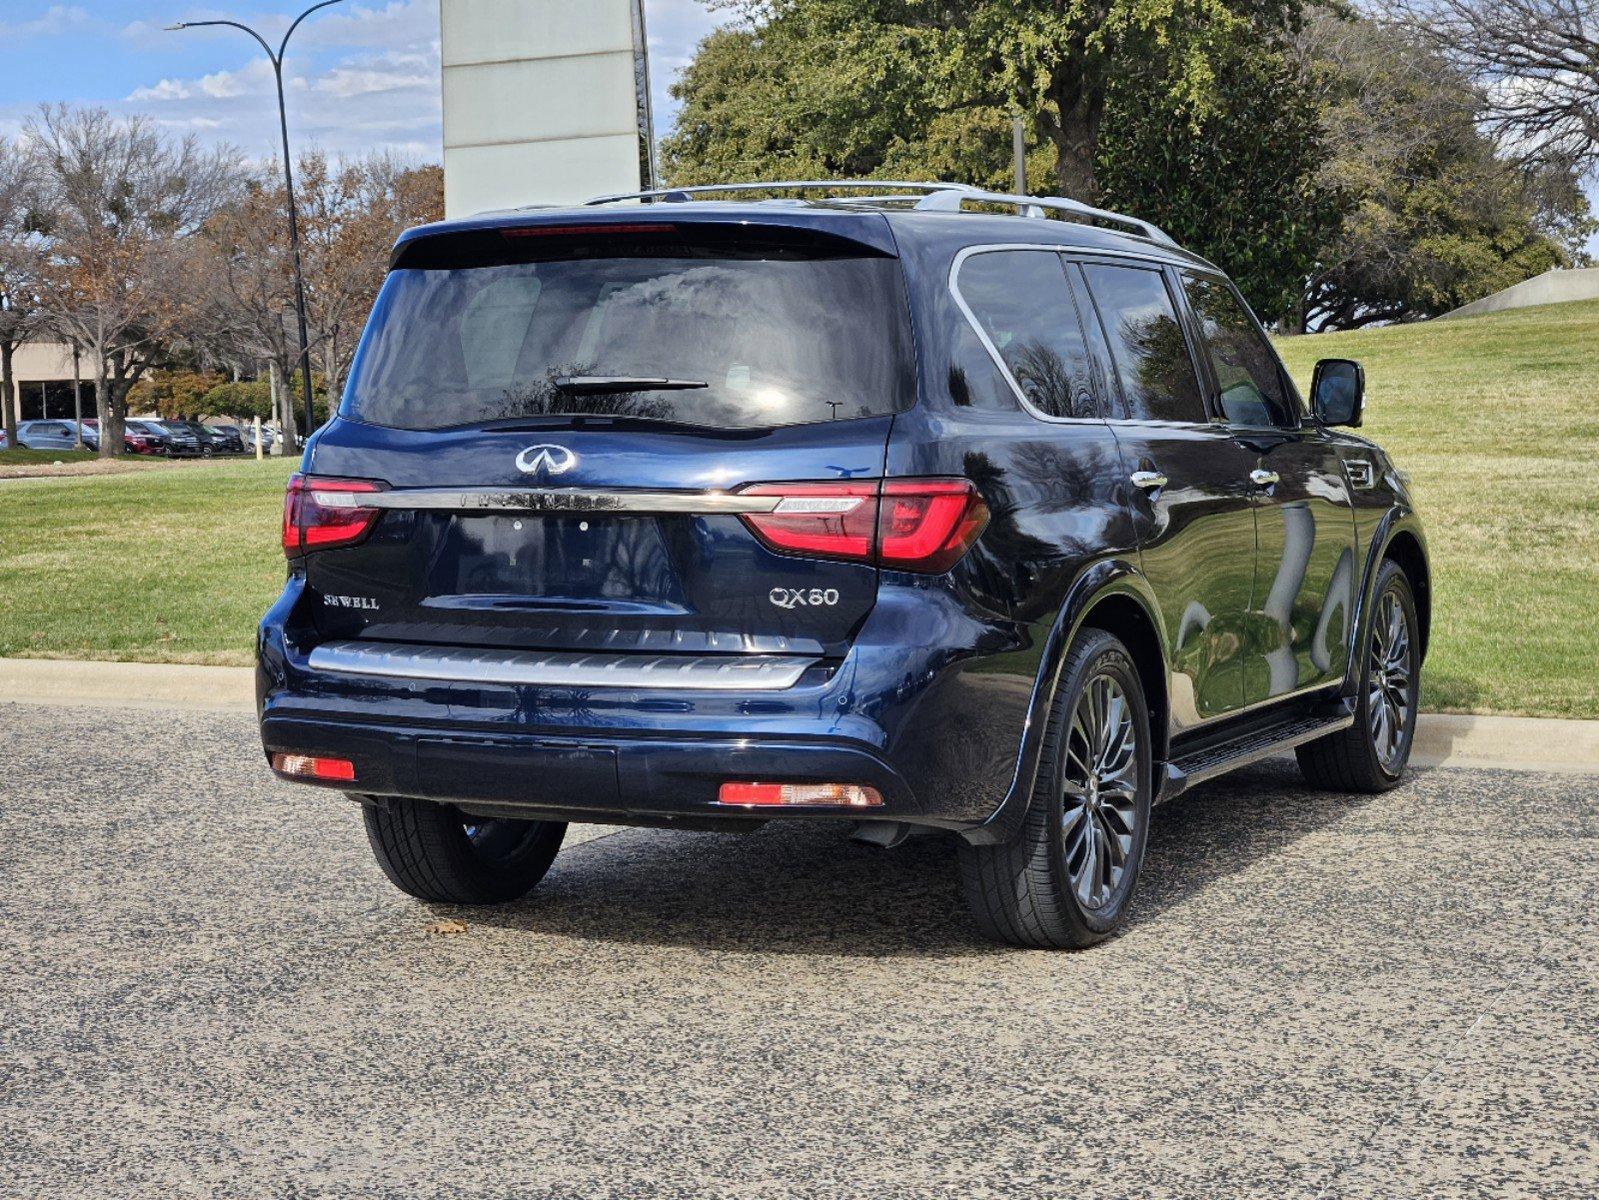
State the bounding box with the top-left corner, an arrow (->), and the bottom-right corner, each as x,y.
426,513 -> 683,605
415,737 -> 621,807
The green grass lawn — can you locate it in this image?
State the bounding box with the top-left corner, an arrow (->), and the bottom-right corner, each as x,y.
0,458 -> 296,666
1,300 -> 1595,715
0,448 -> 100,466
1274,299 -> 1599,718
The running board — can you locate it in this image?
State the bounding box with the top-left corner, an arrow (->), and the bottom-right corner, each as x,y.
1159,703 -> 1356,802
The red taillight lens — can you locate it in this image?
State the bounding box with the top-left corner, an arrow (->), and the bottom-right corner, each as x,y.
737,482 -> 879,562
737,478 -> 987,574
270,753 -> 356,782
877,479 -> 990,573
282,474 -> 385,557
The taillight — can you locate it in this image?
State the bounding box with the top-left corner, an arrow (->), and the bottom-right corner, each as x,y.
737,478 -> 988,574
716,782 -> 883,808
270,753 -> 356,782
877,480 -> 990,573
282,474 -> 385,557
737,482 -> 878,562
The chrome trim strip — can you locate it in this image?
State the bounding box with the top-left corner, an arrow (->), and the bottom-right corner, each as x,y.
307,641 -> 818,691
311,487 -> 782,516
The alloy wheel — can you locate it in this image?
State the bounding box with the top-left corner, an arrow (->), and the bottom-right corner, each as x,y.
1368,588 -> 1414,772
1062,672 -> 1140,910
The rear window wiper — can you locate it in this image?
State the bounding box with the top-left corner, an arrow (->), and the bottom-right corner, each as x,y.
552,375 -> 708,393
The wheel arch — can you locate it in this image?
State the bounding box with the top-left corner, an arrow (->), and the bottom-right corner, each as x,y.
963,558 -> 1169,845
1345,510 -> 1431,703
1382,528 -> 1431,663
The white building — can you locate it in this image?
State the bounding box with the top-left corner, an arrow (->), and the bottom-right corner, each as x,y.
439,0 -> 656,217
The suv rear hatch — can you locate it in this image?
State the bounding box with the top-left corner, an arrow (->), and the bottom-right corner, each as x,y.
296,215 -> 926,664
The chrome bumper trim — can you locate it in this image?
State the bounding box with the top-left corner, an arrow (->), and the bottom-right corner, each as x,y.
306,641 -> 818,691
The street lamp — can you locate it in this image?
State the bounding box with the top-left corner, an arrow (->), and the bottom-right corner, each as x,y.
167,0 -> 345,450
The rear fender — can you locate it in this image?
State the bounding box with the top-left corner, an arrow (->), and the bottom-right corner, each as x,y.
961,558 -> 1166,845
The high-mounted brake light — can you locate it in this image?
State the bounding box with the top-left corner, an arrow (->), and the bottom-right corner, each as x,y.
737,478 -> 988,574
282,474 -> 385,557
501,222 -> 676,239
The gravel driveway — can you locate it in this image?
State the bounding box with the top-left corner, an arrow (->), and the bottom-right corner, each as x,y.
2,702 -> 1594,1199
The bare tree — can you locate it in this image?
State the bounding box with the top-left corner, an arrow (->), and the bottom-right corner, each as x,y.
1392,0 -> 1599,176
0,137 -> 50,450
296,154 -> 442,419
29,105 -> 244,458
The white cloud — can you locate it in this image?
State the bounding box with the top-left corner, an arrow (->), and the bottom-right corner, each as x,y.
0,5 -> 92,40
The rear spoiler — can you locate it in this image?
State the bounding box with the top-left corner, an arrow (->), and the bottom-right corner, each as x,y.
389,210 -> 899,271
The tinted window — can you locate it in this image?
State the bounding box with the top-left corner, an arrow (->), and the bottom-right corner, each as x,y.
1182,273 -> 1295,427
946,321 -> 1021,410
343,251 -> 912,431
1082,264 -> 1206,423
955,250 -> 1098,419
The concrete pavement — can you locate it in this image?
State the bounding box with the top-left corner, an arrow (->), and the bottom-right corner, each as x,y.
1,702 -> 1594,1198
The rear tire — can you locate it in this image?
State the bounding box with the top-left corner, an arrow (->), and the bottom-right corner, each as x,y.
959,628 -> 1153,949
1296,559 -> 1420,793
362,797 -> 566,904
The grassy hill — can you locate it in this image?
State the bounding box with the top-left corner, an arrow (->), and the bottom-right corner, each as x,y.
1274,298 -> 1599,718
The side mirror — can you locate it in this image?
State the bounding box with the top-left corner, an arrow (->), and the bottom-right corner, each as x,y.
1311,358 -> 1364,427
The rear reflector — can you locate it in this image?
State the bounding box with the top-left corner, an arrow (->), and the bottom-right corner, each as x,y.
270,753 -> 356,783
283,474 -> 385,557
716,782 -> 883,808
737,478 -> 988,573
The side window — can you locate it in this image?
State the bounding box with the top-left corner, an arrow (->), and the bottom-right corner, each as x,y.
1081,263 -> 1206,423
1181,273 -> 1295,427
947,320 -> 1021,410
955,250 -> 1099,419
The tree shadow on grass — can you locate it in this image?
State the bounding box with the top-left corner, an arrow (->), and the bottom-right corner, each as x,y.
459,757 -> 1384,959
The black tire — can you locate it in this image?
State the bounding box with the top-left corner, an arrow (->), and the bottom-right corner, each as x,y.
1297,558 -> 1421,793
362,796 -> 566,905
959,628 -> 1153,949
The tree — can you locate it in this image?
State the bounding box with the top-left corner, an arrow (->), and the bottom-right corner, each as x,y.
706,0 -> 1304,201
295,154 -> 442,419
1392,0 -> 1599,178
1097,44 -> 1344,323
665,9 -> 1338,321
126,370 -> 226,420
29,105 -> 243,458
0,137 -> 50,451
1292,10 -> 1592,328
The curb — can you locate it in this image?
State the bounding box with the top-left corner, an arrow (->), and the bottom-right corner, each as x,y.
2,657 -> 1596,775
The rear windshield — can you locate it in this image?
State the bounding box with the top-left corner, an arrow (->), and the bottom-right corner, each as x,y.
342,241 -> 913,431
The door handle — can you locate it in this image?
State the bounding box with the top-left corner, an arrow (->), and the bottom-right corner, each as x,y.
1130,470 -> 1167,491
1249,469 -> 1280,488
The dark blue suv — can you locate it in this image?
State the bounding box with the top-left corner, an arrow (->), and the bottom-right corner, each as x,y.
259,181 -> 1428,948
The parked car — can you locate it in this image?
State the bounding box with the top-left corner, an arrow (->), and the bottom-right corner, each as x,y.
14,420 -> 83,451
258,181 -> 1429,948
77,419 -> 166,455
148,421 -> 207,456
205,424 -> 247,454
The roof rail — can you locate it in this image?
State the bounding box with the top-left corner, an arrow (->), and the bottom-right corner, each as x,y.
584,179 -> 1177,247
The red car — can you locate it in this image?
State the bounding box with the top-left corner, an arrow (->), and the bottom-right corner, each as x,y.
80,419 -> 166,455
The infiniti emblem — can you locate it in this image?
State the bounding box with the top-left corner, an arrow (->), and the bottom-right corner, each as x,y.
515,444 -> 578,476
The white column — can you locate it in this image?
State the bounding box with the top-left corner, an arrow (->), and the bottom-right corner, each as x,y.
439,0 -> 654,217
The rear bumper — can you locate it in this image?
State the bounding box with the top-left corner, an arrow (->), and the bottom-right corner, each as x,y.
258,574 -> 1039,830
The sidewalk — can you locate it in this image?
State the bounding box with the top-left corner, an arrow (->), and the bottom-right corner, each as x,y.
2,656 -> 1596,774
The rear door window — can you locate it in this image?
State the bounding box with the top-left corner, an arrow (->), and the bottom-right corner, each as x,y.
1081,263 -> 1207,423
954,249 -> 1099,419
343,242 -> 913,431
1180,273 -> 1297,428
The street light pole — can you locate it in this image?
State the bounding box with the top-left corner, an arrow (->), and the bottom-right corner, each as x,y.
168,0 -> 345,453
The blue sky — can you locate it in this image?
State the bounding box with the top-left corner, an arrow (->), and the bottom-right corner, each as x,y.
0,1 -> 729,160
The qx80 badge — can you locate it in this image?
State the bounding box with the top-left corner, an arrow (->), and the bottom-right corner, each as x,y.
769,587 -> 841,610
515,444 -> 578,476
